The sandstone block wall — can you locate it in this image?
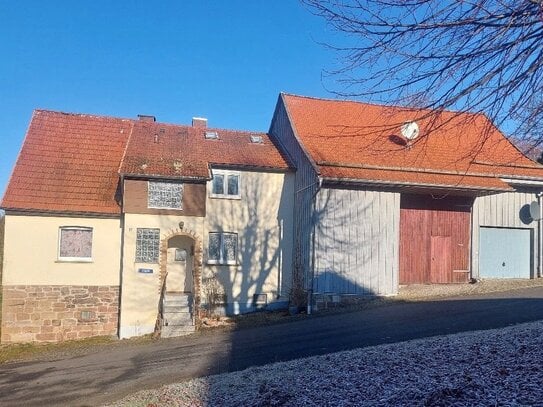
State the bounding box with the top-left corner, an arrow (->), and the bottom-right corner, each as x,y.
1,285 -> 119,343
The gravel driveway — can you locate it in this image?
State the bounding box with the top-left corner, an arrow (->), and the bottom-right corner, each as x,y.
107,319 -> 543,406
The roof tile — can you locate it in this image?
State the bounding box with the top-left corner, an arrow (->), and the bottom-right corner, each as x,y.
282,94 -> 543,190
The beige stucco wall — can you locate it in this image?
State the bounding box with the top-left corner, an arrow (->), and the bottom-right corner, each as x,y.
2,215 -> 121,286
119,214 -> 204,338
119,170 -> 295,338
203,170 -> 294,314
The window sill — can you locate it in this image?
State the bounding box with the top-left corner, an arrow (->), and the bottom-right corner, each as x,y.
147,206 -> 183,210
210,195 -> 241,200
56,259 -> 93,264
207,262 -> 239,266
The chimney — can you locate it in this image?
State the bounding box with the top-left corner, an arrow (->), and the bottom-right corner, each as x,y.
137,114 -> 156,122
192,117 -> 207,128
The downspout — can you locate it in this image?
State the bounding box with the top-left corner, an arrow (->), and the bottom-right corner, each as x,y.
307,176 -> 323,315
538,192 -> 543,278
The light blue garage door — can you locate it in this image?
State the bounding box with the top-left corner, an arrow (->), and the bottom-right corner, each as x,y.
479,227 -> 531,278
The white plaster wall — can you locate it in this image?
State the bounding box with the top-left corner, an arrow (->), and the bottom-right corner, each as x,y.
2,215 -> 121,286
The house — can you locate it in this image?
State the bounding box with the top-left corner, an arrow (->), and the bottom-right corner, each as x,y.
2,93 -> 543,344
0,110 -> 293,343
269,93 -> 543,301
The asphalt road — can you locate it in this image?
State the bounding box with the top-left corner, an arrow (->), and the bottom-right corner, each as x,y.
2,287 -> 543,406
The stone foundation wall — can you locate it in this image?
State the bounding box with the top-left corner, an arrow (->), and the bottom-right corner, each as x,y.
1,285 -> 119,343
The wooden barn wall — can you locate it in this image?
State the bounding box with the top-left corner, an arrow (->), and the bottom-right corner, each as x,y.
399,195 -> 472,284
269,96 -> 319,289
472,191 -> 539,278
314,188 -> 400,296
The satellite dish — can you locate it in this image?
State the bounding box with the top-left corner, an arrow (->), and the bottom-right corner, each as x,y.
401,121 -> 420,141
530,201 -> 541,220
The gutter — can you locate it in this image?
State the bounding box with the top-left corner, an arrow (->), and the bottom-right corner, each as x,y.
501,178 -> 543,188
322,177 -> 513,193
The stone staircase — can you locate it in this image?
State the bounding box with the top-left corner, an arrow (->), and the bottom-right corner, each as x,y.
161,292 -> 195,338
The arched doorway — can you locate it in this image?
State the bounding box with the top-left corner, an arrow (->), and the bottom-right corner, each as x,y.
166,235 -> 194,293
158,227 -> 203,337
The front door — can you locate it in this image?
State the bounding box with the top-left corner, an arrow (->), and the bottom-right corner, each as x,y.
166,236 -> 194,292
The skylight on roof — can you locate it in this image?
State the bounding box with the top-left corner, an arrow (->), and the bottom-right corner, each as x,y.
250,135 -> 263,144
205,131 -> 219,140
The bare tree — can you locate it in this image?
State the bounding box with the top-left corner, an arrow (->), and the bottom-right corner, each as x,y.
303,0 -> 543,149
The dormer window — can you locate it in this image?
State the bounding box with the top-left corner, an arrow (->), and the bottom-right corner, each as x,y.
250,135 -> 263,144
148,180 -> 183,209
211,170 -> 240,199
205,131 -> 219,140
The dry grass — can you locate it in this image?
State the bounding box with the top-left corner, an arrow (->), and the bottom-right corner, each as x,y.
0,334 -> 157,364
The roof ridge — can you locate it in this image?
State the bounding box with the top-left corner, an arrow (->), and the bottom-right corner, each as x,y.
135,120 -> 267,135
280,92 -> 478,116
34,109 -> 135,122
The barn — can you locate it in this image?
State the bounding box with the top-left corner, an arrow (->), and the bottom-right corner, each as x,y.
269,93 -> 543,301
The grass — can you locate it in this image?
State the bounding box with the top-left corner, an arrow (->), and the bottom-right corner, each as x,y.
0,334 -> 157,364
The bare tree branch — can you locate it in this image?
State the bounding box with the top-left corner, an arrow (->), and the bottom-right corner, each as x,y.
303,0 -> 543,146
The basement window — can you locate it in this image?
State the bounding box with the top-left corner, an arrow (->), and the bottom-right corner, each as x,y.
210,170 -> 240,199
58,227 -> 93,262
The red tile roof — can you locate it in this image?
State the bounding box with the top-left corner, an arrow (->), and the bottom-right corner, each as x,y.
119,121 -> 290,179
282,94 -> 543,191
2,110 -> 132,215
2,110 -> 291,215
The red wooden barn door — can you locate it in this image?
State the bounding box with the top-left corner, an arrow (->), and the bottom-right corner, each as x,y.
400,194 -> 472,284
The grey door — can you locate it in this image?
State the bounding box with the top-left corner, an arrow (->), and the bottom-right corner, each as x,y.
479,227 -> 531,278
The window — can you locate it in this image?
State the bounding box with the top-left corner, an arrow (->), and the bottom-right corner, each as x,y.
211,170 -> 240,198
136,228 -> 160,263
208,232 -> 238,265
148,180 -> 183,209
175,248 -> 187,262
58,227 -> 93,261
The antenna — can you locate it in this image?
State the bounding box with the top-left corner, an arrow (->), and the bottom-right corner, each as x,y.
401,121 -> 420,141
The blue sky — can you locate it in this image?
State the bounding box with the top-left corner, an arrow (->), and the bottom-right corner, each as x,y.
0,1 -> 337,198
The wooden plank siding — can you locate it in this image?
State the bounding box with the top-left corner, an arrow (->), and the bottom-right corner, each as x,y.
399,194 -> 472,284
313,188 -> 400,295
269,95 -> 319,290
472,191 -> 539,278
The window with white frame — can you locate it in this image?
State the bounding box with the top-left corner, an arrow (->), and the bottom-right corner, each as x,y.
210,170 -> 240,198
58,227 -> 93,261
136,228 -> 160,263
208,232 -> 238,265
148,180 -> 183,209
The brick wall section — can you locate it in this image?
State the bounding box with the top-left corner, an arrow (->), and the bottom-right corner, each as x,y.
1,285 -> 119,343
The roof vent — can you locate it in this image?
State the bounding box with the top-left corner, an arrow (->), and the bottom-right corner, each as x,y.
192,117 -> 208,128
250,135 -> 263,144
137,114 -> 156,122
205,131 -> 219,140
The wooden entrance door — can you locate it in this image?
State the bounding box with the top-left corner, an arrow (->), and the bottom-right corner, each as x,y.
430,236 -> 452,283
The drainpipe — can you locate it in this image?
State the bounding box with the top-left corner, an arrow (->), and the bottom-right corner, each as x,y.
307,176 -> 323,315
538,192 -> 543,278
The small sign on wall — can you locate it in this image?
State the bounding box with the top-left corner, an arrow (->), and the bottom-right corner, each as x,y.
138,268 -> 154,274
